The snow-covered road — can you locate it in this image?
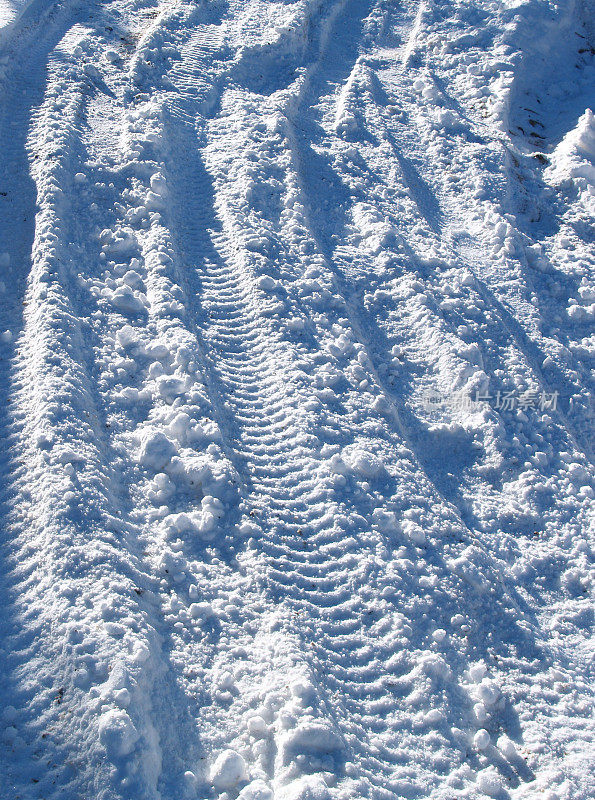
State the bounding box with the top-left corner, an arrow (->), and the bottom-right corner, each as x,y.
0,0 -> 593,798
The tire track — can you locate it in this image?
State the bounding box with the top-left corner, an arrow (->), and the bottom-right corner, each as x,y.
0,3 -> 212,797
155,2 -> 543,798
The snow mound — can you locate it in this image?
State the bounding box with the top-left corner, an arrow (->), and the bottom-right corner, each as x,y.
546,108 -> 595,185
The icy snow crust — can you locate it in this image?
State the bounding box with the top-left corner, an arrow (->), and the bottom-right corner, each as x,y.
0,0 -> 592,799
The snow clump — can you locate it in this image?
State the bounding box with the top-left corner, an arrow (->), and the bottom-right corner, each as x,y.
210,748 -> 248,790
98,709 -> 139,758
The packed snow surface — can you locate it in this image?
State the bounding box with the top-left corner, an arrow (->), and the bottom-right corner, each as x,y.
0,0 -> 593,799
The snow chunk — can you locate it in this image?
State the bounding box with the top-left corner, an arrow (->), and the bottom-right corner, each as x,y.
98,709 -> 139,758
469,662 -> 487,683
258,274 -> 277,291
473,702 -> 489,724
473,729 -> 490,750
143,339 -> 170,361
372,508 -> 398,533
248,715 -> 268,737
238,779 -> 274,800
145,190 -> 167,212
100,227 -> 137,258
114,688 -> 130,709
148,472 -> 175,504
116,324 -> 139,348
210,749 -> 247,790
165,494 -> 224,540
342,448 -> 385,479
476,767 -> 503,797
497,734 -> 518,760
448,546 -> 489,591
138,430 -> 177,471
432,107 -> 463,132
279,720 -> 342,766
150,172 -> 168,195
424,708 -> 445,725
476,678 -> 500,707
188,601 -> 214,621
156,374 -> 188,403
278,775 -> 331,800
401,519 -> 426,546
109,285 -> 146,314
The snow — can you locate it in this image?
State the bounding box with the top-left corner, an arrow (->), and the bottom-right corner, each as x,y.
0,0 -> 593,798
0,0 -> 31,41
137,429 -> 177,471
547,108 -> 595,187
473,729 -> 491,751
238,779 -> 275,800
210,748 -> 248,790
98,709 -> 140,759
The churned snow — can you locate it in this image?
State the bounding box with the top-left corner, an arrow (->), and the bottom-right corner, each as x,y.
0,0 -> 592,799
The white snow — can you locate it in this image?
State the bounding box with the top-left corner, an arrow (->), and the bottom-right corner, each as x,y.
473,729 -> 491,751
98,709 -> 139,759
547,108 -> 595,186
137,429 -> 177,471
210,748 -> 248,790
0,0 -> 592,798
238,779 -> 275,800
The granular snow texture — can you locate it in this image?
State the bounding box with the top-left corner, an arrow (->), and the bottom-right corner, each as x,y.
0,0 -> 592,799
